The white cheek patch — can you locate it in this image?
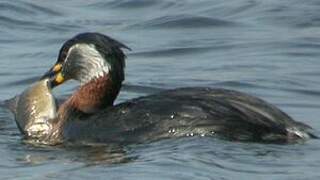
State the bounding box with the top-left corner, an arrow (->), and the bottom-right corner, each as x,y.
65,43 -> 111,84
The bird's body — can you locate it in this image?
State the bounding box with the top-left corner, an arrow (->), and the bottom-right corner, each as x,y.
50,87 -> 314,144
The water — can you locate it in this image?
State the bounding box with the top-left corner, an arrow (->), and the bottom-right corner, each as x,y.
0,0 -> 320,179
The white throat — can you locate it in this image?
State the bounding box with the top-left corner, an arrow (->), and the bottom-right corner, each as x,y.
64,43 -> 111,85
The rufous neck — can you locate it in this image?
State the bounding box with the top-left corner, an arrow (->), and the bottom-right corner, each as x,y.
62,74 -> 122,114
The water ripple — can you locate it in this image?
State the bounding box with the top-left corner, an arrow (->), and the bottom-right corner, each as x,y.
0,15 -> 78,32
131,15 -> 239,29
0,1 -> 62,17
131,46 -> 216,57
88,0 -> 163,9
2,76 -> 39,88
0,2 -> 35,15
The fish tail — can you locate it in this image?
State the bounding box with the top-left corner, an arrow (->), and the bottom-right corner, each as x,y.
3,96 -> 19,115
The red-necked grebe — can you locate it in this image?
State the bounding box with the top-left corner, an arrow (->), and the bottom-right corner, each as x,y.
14,32 -> 317,145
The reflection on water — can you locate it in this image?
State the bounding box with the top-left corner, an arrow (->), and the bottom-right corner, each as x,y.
16,144 -> 135,166
0,0 -> 320,179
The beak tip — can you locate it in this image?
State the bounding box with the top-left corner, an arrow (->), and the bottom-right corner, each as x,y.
40,63 -> 64,87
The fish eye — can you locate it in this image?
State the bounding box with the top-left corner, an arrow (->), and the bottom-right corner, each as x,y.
43,78 -> 51,87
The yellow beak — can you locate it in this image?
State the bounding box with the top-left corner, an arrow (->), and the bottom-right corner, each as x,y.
52,72 -> 65,86
41,63 -> 65,87
52,63 -> 62,73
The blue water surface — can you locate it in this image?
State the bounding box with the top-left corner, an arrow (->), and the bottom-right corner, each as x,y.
0,0 -> 320,179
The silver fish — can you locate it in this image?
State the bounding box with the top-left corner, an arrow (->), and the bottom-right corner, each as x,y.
8,79 -> 57,138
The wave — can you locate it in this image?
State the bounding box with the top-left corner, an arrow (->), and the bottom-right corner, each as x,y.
130,14 -> 239,29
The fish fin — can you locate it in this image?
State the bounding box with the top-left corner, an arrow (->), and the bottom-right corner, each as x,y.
3,96 -> 19,115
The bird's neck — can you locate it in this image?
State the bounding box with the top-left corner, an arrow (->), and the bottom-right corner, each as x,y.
61,74 -> 122,115
49,73 -> 121,141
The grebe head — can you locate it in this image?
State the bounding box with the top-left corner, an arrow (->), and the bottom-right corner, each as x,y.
42,32 -> 130,87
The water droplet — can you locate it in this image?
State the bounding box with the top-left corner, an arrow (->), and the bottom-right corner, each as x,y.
168,128 -> 176,134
